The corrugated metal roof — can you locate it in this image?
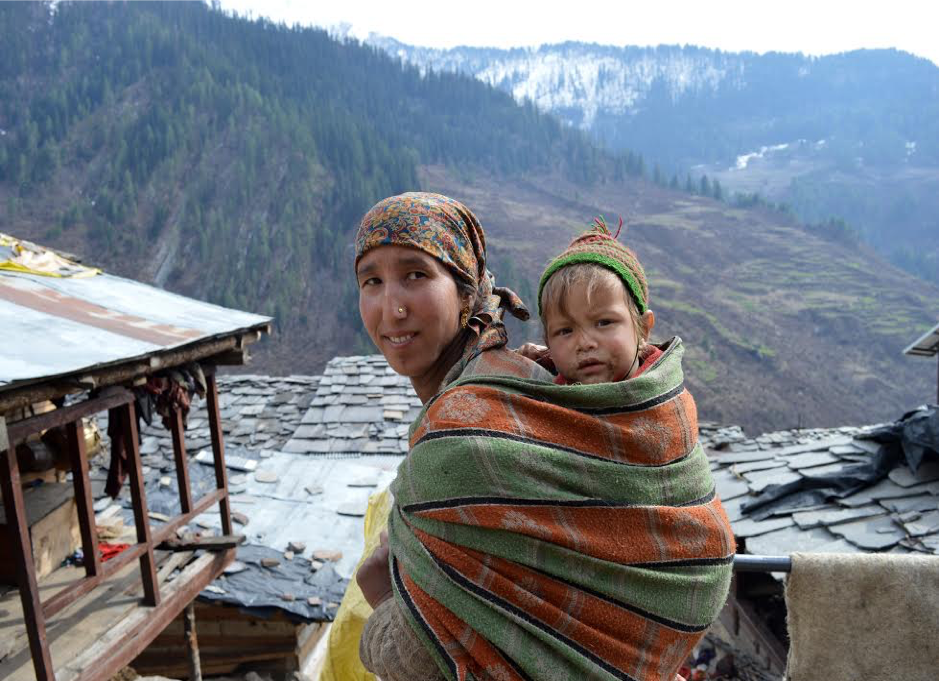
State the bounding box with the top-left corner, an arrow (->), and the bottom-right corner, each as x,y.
0,269 -> 271,390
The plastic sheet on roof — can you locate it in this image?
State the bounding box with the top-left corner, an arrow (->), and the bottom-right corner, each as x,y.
742,406 -> 939,520
196,543 -> 348,622
0,232 -> 100,278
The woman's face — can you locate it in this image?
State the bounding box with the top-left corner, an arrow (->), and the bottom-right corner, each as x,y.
357,245 -> 465,381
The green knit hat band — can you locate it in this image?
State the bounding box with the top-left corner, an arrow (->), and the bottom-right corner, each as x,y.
538,252 -> 647,316
537,217 -> 648,317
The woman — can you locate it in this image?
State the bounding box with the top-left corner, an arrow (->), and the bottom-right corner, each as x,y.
350,192 -> 733,681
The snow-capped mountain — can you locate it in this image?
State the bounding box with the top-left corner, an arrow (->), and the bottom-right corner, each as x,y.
370,38 -> 747,129
364,36 -> 939,174
361,34 -> 939,283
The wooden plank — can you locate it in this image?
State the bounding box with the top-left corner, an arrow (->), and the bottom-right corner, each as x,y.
66,420 -> 101,578
169,407 -> 193,514
0,548 -> 232,681
1,552 -> 154,681
42,542 -> 147,618
65,549 -> 233,681
158,534 -> 245,552
155,551 -> 195,584
119,402 -> 160,607
0,442 -> 55,681
205,374 -> 233,536
6,387 -> 132,444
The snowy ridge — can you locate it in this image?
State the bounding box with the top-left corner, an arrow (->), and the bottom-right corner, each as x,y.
366,38 -> 749,128
476,49 -> 744,127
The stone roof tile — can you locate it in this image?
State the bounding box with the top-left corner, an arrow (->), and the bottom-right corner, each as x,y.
706,420 -> 938,559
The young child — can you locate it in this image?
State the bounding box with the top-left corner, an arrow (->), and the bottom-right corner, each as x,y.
536,217 -> 659,384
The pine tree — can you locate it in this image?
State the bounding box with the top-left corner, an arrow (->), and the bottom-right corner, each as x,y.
699,174 -> 711,197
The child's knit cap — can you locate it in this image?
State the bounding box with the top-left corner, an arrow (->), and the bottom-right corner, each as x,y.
538,216 -> 648,315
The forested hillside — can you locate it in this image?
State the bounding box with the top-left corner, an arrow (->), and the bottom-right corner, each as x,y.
0,1 -> 631,366
0,2 -> 936,433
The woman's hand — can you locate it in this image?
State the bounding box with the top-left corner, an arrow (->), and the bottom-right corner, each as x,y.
356,531 -> 393,609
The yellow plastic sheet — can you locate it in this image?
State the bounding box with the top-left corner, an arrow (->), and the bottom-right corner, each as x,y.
0,233 -> 100,278
318,486 -> 393,681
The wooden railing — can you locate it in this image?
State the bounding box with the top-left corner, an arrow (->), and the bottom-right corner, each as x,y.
0,369 -> 233,681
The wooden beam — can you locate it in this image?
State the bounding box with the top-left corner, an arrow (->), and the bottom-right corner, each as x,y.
120,402 -> 160,607
169,407 -> 193,514
205,374 -> 233,536
63,549 -> 234,681
6,386 -> 132,444
0,326 -> 268,414
66,420 -> 101,578
158,534 -> 245,552
42,484 -> 225,617
42,542 -> 148,618
0,436 -> 55,681
184,602 -> 202,681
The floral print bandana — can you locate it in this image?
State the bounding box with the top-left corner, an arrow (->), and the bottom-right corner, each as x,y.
355,192 -> 529,358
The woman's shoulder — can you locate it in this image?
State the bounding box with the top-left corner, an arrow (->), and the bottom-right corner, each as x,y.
460,345 -> 555,383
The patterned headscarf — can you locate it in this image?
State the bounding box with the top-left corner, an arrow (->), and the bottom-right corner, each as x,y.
355,192 -> 529,357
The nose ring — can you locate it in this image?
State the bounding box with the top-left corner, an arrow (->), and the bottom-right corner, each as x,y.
398,306 -> 406,315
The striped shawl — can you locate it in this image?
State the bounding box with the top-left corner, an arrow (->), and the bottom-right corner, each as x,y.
388,337 -> 735,681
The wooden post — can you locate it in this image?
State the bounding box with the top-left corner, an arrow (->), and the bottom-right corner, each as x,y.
205,372 -> 233,535
183,602 -> 202,681
0,417 -> 56,681
120,402 -> 161,607
170,407 -> 193,514
66,419 -> 102,577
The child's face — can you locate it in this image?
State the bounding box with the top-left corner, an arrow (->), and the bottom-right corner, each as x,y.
544,280 -> 642,384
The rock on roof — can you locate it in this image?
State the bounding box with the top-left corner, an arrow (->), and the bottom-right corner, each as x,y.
706,425 -> 939,559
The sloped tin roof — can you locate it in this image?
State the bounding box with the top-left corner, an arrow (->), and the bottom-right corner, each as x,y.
0,268 -> 271,391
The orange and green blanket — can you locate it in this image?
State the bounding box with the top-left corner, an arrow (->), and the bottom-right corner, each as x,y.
388,338 -> 735,681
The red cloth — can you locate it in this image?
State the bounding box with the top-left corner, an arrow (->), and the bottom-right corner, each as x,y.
99,542 -> 130,562
554,345 -> 664,385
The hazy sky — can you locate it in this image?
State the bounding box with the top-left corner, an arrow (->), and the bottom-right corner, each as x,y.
218,0 -> 939,66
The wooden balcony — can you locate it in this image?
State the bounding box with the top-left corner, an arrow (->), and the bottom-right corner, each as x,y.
1,370 -> 236,681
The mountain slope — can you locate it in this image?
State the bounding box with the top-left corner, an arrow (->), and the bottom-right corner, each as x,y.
0,4 -> 935,434
416,164 -> 938,433
369,37 -> 939,286
0,1 -> 615,371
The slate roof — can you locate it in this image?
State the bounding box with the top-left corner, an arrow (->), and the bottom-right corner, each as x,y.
705,426 -> 939,559
86,359 -> 412,621
282,355 -> 420,456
